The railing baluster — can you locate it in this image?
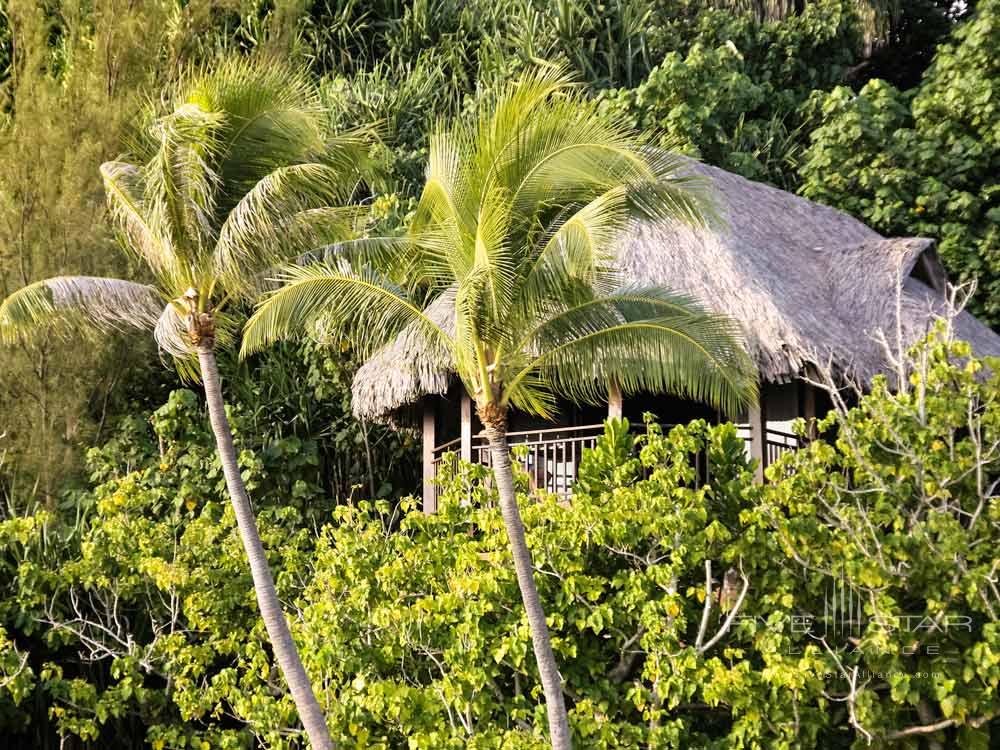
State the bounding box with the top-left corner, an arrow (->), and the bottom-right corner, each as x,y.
437,423 -> 802,498
571,437 -> 577,491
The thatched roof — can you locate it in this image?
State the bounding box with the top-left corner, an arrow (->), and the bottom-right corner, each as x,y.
352,161 -> 1000,421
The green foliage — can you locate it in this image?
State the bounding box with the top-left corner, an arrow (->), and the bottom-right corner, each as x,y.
4,331 -> 1000,746
600,0 -> 862,187
296,331 -> 1000,748
0,0 -> 169,496
799,0 -> 1000,322
245,66 -> 756,420
1,0 -> 999,746
0,355 -> 413,747
752,328 -> 1000,744
0,0 -> 316,497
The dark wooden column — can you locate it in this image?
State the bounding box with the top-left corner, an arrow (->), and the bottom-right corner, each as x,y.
749,387 -> 768,484
422,399 -> 437,513
800,380 -> 818,441
460,393 -> 473,463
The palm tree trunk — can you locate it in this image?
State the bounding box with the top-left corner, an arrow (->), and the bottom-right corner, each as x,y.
197,343 -> 334,750
482,419 -> 572,750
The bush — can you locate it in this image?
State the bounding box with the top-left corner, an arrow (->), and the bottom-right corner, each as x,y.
799,0 -> 1000,324
299,329 -> 1000,748
3,332 -> 999,747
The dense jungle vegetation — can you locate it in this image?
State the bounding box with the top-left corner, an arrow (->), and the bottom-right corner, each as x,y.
1,1 -> 998,747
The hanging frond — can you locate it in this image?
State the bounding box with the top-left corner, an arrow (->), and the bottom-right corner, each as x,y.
153,303 -> 192,358
215,162 -> 364,293
0,276 -> 162,345
153,303 -> 201,381
241,263 -> 453,360
153,300 -> 238,381
100,162 -> 178,283
504,288 -> 757,416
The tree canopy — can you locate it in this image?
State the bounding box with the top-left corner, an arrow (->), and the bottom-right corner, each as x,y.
1,0 -> 998,746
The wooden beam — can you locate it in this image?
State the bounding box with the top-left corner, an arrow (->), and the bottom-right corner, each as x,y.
460,392 -> 473,463
422,400 -> 437,514
607,381 -> 623,420
749,388 -> 768,484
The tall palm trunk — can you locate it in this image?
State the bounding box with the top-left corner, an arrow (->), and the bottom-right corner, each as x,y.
481,417 -> 572,750
197,343 -> 335,750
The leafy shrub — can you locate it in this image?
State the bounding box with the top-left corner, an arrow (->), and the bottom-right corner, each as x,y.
3,332 -> 999,747
297,330 -> 1000,748
600,0 -> 862,188
799,0 -> 1000,324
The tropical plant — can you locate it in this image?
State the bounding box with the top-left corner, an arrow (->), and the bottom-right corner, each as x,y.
0,59 -> 375,750
798,0 -> 1000,325
242,63 -> 757,749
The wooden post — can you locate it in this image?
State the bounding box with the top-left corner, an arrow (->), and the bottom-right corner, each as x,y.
607,381 -> 623,420
422,400 -> 437,513
460,392 -> 473,463
749,387 -> 768,484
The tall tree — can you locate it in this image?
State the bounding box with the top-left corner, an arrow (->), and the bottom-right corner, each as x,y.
0,59 -> 374,750
242,63 -> 758,749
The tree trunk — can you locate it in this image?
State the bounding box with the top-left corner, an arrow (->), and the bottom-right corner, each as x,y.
482,419 -> 572,750
197,343 -> 334,750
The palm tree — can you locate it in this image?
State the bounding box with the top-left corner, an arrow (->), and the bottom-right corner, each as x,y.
0,59 -> 372,750
241,64 -> 758,749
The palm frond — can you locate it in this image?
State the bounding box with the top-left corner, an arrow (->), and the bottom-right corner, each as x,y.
413,129 -> 472,236
505,288 -> 757,416
100,162 -> 179,283
513,188 -> 629,324
507,107 -> 650,216
470,61 -> 576,191
628,148 -> 716,227
153,302 -> 192,358
388,63 -> 744,416
463,186 -> 517,331
153,300 -> 237,381
186,58 -> 329,209
143,102 -> 224,261
241,263 -> 452,360
215,162 -> 364,293
0,276 -> 162,345
322,125 -> 379,177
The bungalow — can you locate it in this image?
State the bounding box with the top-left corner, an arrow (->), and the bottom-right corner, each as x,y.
350,162 -> 1000,511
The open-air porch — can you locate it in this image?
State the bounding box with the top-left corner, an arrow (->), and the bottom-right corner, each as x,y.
350,161 -> 1000,514
420,381 -> 825,511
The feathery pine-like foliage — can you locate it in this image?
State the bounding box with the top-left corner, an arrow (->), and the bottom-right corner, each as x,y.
0,58 -> 372,370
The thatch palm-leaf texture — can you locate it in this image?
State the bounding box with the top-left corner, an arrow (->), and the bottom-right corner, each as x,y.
243,63 -> 757,750
0,58 -> 375,750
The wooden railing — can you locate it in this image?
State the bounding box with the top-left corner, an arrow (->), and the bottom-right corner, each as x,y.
765,427 -> 800,465
474,424 -> 610,496
431,423 -> 803,500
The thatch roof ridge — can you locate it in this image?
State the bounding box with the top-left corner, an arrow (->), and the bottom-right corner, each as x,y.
351,160 -> 1000,421
351,292 -> 453,422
